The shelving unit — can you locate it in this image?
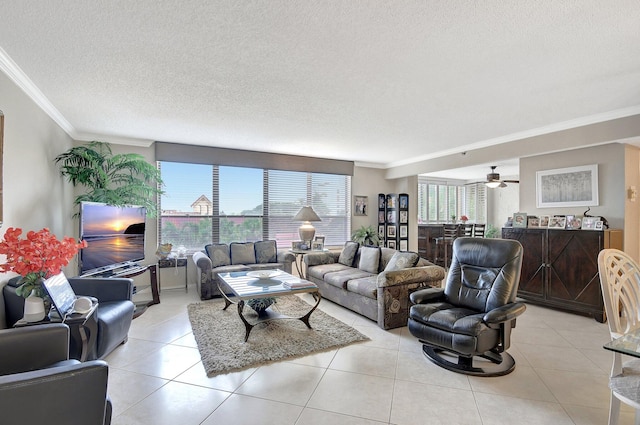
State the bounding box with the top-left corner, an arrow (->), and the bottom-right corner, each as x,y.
378,193 -> 409,250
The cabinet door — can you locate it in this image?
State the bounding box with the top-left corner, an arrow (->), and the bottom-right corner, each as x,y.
546,230 -> 603,315
502,228 -> 546,299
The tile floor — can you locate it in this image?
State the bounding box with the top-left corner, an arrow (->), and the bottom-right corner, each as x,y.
105,285 -> 636,425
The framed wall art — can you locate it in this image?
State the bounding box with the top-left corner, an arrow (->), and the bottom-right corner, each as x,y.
354,195 -> 368,216
536,164 -> 599,208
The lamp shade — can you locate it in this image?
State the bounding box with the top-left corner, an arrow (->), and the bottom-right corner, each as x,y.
293,206 -> 321,244
292,206 -> 321,222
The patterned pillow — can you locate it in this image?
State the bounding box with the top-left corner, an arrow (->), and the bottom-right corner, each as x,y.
230,242 -> 256,265
255,240 -> 277,263
338,241 -> 359,266
358,246 -> 381,274
384,251 -> 420,272
205,244 -> 230,268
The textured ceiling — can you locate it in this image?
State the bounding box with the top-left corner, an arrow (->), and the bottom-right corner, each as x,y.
1,1 -> 640,178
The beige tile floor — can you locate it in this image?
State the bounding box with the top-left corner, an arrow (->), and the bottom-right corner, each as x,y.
105,285 -> 637,425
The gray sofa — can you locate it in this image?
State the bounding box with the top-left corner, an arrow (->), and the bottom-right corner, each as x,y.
193,240 -> 295,300
303,242 -> 445,329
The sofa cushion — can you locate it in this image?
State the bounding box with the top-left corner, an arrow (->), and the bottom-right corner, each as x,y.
205,244 -> 231,268
338,241 -> 359,266
230,242 -> 256,265
307,263 -> 353,280
346,276 -> 378,299
358,246 -> 381,274
384,251 -> 420,272
324,269 -> 375,290
255,240 -> 277,263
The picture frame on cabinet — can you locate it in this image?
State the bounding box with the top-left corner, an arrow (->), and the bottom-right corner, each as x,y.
566,215 -> 582,230
513,212 -> 527,228
548,216 -> 566,229
400,225 -> 408,238
595,220 -> 604,230
581,216 -> 601,230
539,215 -> 550,227
527,216 -> 539,228
399,240 -> 408,251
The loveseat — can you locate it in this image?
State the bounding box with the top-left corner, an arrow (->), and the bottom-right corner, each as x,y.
303,242 -> 446,329
193,240 -> 295,300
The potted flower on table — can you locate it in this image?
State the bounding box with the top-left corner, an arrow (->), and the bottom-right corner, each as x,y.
0,227 -> 86,306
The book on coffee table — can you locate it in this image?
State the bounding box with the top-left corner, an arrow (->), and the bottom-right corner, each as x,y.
282,280 -> 317,289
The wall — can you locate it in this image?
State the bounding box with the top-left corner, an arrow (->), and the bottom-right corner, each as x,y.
0,72 -> 76,326
520,143 -> 630,250
487,181 -> 519,233
624,145 -> 640,259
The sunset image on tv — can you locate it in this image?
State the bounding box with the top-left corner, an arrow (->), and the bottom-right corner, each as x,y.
80,203 -> 146,273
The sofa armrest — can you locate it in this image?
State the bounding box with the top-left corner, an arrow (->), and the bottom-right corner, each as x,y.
0,324 -> 70,375
193,251 -> 212,271
377,265 -> 446,288
409,287 -> 446,305
0,360 -> 110,425
68,277 -> 133,303
276,250 -> 295,264
303,251 -> 339,267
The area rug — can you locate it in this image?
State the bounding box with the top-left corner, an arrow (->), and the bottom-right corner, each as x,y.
187,295 -> 370,377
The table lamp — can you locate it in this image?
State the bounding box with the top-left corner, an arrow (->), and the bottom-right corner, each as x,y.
293,206 -> 321,245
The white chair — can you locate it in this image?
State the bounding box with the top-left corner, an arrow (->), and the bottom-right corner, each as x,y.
598,249 -> 640,425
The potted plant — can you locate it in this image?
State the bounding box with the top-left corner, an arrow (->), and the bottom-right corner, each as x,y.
351,225 -> 380,246
55,141 -> 164,216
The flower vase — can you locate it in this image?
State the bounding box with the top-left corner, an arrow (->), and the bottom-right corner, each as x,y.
247,298 -> 275,317
23,290 -> 46,322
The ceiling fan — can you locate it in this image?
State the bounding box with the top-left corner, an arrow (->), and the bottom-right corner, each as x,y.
484,166 -> 519,188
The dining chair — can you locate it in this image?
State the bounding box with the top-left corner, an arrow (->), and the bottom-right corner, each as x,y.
598,249 -> 640,425
461,223 -> 474,237
473,224 -> 486,237
434,224 -> 458,269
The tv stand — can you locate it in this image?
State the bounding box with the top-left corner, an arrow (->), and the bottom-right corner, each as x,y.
80,262 -> 159,317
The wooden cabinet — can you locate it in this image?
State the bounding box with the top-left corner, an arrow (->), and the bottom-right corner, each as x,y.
502,227 -> 622,322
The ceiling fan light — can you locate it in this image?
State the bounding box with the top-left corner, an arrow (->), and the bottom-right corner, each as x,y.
485,181 -> 502,188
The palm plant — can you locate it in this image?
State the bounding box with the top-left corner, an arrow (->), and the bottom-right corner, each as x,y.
55,141 -> 163,216
351,225 -> 380,246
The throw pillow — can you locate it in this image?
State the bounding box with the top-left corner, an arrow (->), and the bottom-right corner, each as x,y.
338,241 -> 359,266
384,251 -> 420,272
255,240 -> 277,263
205,244 -> 230,268
358,246 -> 381,274
230,242 -> 256,265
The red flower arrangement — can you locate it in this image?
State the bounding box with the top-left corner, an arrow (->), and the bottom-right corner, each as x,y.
0,227 -> 87,298
460,215 -> 469,222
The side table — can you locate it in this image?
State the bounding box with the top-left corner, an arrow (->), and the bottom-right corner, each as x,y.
14,302 -> 99,362
158,257 -> 188,292
289,249 -> 329,278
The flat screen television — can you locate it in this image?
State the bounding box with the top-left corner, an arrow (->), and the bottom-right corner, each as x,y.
79,202 -> 147,275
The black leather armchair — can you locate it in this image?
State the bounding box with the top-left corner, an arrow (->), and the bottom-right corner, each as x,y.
3,276 -> 135,359
0,323 -> 112,425
408,237 -> 525,376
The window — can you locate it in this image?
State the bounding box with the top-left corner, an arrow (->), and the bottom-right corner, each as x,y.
417,177 -> 486,223
158,162 -> 351,251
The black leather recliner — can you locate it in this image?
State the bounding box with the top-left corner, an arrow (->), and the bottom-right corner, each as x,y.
3,276 -> 135,360
408,237 -> 525,376
0,323 -> 112,425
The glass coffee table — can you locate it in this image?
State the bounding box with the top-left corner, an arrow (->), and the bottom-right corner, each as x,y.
216,270 -> 321,342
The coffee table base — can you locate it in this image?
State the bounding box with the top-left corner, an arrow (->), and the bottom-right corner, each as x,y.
220,291 -> 321,342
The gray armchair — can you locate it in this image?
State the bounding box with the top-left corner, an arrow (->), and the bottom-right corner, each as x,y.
3,276 -> 135,359
408,237 -> 525,376
0,323 -> 111,425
